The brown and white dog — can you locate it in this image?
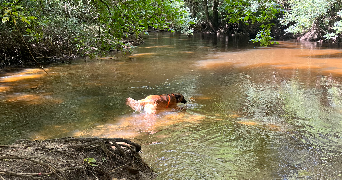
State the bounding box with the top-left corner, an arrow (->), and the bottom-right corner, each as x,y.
126,93 -> 187,114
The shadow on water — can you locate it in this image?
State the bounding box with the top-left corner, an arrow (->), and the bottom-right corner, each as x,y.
1,32 -> 342,179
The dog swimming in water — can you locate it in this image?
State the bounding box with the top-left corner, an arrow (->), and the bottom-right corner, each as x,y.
126,93 -> 187,114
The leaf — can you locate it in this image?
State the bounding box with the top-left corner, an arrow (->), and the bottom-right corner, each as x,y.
84,157 -> 96,163
15,5 -> 23,9
12,12 -> 18,16
21,16 -> 30,24
4,9 -> 11,16
28,16 -> 37,20
2,16 -> 9,23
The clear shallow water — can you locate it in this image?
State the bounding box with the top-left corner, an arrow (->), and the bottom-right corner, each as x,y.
1,33 -> 342,179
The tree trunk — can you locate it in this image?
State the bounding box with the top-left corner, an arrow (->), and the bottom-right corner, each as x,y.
204,0 -> 209,23
203,0 -> 215,32
213,0 -> 219,31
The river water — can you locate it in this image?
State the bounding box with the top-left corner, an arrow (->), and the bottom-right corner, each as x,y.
1,33 -> 342,179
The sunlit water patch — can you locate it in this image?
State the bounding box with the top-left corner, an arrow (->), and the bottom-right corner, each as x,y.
197,43 -> 342,74
0,68 -> 46,82
32,111 -> 205,140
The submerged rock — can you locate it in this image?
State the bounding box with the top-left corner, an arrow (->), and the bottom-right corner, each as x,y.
0,137 -> 156,180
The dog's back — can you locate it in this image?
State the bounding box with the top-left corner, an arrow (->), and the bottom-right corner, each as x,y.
126,93 -> 187,114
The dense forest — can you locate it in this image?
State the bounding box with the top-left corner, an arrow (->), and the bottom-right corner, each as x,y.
1,0 -> 342,67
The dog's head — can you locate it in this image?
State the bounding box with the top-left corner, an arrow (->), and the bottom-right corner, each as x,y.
174,93 -> 187,104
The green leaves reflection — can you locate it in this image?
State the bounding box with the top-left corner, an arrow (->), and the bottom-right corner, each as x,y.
241,75 -> 342,151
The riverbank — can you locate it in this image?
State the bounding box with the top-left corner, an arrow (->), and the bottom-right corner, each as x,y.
0,137 -> 156,180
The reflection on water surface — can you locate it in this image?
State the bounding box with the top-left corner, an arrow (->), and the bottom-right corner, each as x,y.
1,33 -> 342,179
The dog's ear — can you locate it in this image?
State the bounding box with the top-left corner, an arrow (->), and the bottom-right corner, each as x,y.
174,93 -> 187,104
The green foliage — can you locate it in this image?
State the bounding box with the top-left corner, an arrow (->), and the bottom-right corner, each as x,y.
184,0 -> 224,31
250,24 -> 278,46
324,9 -> 342,40
0,0 -> 195,64
184,0 -> 282,46
225,0 -> 281,46
226,0 -> 279,24
1,2 -> 34,25
168,1 -> 197,34
281,0 -> 335,34
281,0 -> 342,41
186,0 -> 342,44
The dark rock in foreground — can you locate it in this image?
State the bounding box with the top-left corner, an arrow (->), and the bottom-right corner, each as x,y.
0,137 -> 156,180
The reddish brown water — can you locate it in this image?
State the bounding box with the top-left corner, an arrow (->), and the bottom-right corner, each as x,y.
1,33 -> 342,179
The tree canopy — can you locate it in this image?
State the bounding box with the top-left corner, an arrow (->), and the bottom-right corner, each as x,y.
281,0 -> 342,41
187,0 -> 342,44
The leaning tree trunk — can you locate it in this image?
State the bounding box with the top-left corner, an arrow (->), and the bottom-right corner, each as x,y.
203,0 -> 215,32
